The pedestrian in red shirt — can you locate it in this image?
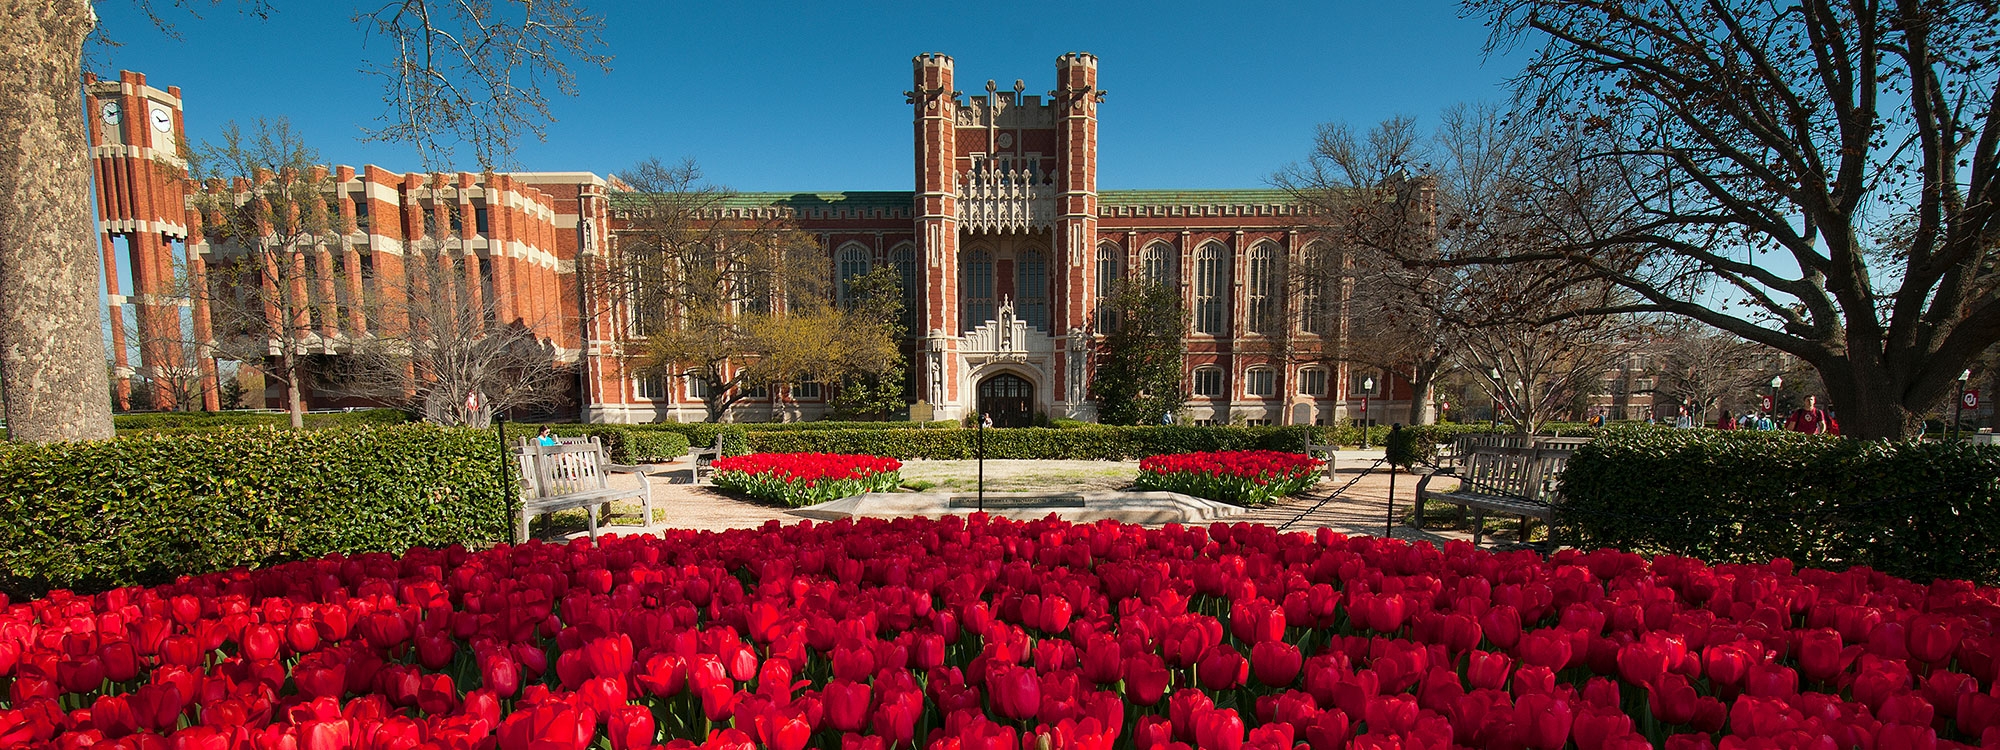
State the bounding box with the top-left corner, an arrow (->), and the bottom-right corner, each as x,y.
1786,395 -> 1831,434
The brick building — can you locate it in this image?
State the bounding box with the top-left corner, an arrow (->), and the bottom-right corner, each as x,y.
89,55 -> 1406,425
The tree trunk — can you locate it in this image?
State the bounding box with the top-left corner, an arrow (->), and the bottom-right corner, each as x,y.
0,0 -> 114,442
283,355 -> 305,429
1405,363 -> 1440,426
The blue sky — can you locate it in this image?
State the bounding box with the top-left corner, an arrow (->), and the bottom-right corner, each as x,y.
92,0 -> 1525,191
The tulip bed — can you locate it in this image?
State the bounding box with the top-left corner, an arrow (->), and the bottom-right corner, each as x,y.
5,517 -> 2000,750
1134,451 -> 1325,506
709,453 -> 903,507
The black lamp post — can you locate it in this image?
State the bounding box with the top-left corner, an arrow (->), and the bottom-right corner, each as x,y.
1487,368 -> 1502,428
1954,369 -> 1971,440
1360,376 -> 1375,449
1768,375 -> 1783,420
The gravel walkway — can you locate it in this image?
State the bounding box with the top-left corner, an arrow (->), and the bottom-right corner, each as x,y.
545,452 -> 1494,547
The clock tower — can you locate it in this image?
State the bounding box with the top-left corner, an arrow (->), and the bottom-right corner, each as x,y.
84,71 -> 215,410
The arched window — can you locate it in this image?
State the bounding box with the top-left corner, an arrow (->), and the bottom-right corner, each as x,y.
1095,242 -> 1123,330
1300,242 -> 1331,334
1245,242 -> 1280,335
1017,249 -> 1048,330
1192,367 -> 1227,397
889,243 -> 919,330
961,248 -> 994,332
1140,241 -> 1178,288
1245,367 -> 1277,398
835,243 -> 871,309
1193,241 -> 1230,335
1298,367 -> 1328,396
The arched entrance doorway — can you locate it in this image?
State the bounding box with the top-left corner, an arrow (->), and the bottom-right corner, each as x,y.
978,373 -> 1035,428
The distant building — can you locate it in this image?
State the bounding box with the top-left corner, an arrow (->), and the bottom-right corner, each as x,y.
88,56 -> 1414,425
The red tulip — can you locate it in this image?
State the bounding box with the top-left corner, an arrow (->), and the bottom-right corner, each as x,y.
810,678 -> 860,731
1196,645 -> 1248,691
990,664 -> 1041,721
300,719 -> 351,750
1795,629 -> 1845,683
240,624 -> 281,662
1907,614 -> 1961,664
1513,692 -> 1573,750
607,705 -> 656,750
583,635 -> 634,681
1481,606 -> 1522,650
1468,650 -> 1512,691
1250,641 -> 1301,688
1516,629 -> 1573,671
497,701 -> 595,750
1125,654 -> 1171,706
1647,673 -> 1698,725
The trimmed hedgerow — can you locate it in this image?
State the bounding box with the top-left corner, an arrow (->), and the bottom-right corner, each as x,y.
0,425 -> 507,597
112,408 -> 410,432
1558,429 -> 2000,584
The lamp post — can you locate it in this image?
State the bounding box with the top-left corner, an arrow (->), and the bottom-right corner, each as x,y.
1768,375 -> 1783,421
1488,367 -> 1503,428
1954,369 -> 1972,440
1360,376 -> 1375,449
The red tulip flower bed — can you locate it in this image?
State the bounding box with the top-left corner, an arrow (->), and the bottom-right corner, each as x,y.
4,517 -> 2000,750
1135,451 -> 1325,506
709,453 -> 902,507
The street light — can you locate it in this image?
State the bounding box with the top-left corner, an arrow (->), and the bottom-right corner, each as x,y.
1488,368 -> 1503,427
1768,375 -> 1783,418
1360,376 -> 1376,449
1954,369 -> 1972,440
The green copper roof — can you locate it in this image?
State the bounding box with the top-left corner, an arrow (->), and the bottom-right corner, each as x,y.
610,188 -> 1309,210
1099,189 -> 1297,205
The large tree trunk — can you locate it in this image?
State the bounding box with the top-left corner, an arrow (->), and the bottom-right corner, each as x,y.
0,0 -> 114,443
283,355 -> 305,429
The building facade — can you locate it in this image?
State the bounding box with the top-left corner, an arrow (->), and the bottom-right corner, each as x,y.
91,55 -> 1401,425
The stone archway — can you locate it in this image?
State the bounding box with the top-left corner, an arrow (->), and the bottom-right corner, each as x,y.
978,372 -> 1036,428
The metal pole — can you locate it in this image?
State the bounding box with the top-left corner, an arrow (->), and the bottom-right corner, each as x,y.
495,415 -> 512,545
977,414 -> 985,512
1954,380 -> 1967,440
1385,423 -> 1400,539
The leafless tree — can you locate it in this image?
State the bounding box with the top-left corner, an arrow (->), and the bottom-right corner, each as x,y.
1641,323 -> 1776,421
1461,0 -> 2000,439
601,159 -> 899,423
188,120 -> 342,430
330,201 -> 574,426
0,0 -> 607,442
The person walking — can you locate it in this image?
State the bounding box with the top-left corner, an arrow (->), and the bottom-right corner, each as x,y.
1715,410 -> 1735,430
1785,395 -> 1832,434
1674,405 -> 1695,429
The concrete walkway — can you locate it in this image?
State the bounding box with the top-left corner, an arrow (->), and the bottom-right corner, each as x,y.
549,451 -> 1489,546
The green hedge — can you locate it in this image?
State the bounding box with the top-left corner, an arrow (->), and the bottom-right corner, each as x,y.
0,425 -> 508,597
113,409 -> 410,432
737,425 -> 1345,460
1558,430 -> 2000,584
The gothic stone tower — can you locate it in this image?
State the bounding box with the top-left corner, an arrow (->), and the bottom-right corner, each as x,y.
910,53 -> 1104,424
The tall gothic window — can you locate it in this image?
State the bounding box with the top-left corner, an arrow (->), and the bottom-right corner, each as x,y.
1193,241 -> 1230,335
1095,242 -> 1122,330
1245,241 -> 1280,335
1017,249 -> 1048,330
962,248 -> 994,332
1140,241 -> 1177,288
889,243 -> 919,331
835,243 -> 871,309
1300,242 -> 1330,334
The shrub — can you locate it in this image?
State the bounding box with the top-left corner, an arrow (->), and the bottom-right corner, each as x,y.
710,452 -> 902,507
743,425 -> 1338,459
535,425 -> 691,463
1133,449 -> 1323,505
0,425 -> 507,596
1558,429 -> 2000,583
111,408 -> 410,432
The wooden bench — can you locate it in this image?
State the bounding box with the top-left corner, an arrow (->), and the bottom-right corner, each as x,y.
514,437 -> 653,543
1413,435 -> 1580,547
1301,433 -> 1340,480
687,434 -> 726,485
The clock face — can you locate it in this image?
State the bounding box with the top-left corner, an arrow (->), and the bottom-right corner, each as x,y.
99,102 -> 119,124
150,107 -> 172,132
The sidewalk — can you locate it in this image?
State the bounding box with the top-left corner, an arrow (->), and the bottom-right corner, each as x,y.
552,449 -> 1481,546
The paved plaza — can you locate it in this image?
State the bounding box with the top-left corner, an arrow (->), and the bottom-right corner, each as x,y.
551,452 -> 1490,547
